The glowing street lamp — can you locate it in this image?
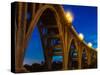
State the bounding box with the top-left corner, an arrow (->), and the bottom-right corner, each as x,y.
65,11 -> 73,23
78,33 -> 84,40
88,42 -> 92,47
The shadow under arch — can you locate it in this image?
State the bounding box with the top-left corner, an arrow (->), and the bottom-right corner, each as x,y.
81,48 -> 88,69
23,5 -> 64,71
68,39 -> 79,70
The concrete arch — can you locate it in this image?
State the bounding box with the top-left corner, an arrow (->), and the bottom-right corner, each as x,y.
81,47 -> 88,59
81,47 -> 91,66
26,5 -> 62,41
68,38 -> 79,56
69,26 -> 96,67
81,48 -> 88,68
22,4 -> 64,70
67,38 -> 79,69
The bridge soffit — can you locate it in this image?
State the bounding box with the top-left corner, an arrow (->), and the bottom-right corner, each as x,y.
26,5 -> 62,42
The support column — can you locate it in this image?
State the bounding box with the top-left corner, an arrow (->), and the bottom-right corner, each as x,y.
47,55 -> 52,70
56,20 -> 67,70
66,29 -> 73,70
15,2 -> 23,72
15,2 -> 27,72
63,28 -> 69,70
87,50 -> 91,66
45,48 -> 52,70
78,44 -> 82,69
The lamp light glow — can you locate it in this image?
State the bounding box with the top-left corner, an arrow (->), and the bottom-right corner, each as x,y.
78,33 -> 84,40
88,42 -> 92,47
65,11 -> 73,23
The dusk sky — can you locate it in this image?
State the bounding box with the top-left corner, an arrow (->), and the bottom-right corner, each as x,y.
23,4 -> 97,65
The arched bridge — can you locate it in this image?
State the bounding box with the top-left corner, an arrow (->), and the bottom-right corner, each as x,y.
11,2 -> 97,72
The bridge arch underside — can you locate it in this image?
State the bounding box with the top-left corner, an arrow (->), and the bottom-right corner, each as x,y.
68,39 -> 79,70
23,7 -> 64,71
81,49 -> 88,69
89,51 -> 97,68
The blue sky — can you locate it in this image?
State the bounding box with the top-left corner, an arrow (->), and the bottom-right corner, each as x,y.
63,5 -> 97,48
23,4 -> 97,65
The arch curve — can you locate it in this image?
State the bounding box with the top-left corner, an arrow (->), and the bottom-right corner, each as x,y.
81,47 -> 88,58
68,38 -> 79,53
68,39 -> 79,69
26,5 -> 61,41
81,48 -> 89,68
23,4 -> 64,70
